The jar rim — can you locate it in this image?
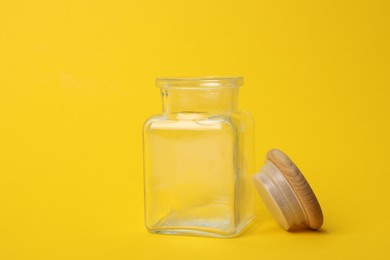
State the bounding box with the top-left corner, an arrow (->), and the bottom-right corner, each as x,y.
156,76 -> 243,88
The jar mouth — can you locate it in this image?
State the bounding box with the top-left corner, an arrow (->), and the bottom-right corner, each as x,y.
156,76 -> 243,89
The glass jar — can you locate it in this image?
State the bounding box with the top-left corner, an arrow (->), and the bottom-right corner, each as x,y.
143,77 -> 255,237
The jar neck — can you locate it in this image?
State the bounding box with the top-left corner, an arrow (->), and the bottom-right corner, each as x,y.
161,87 -> 239,114
157,77 -> 242,114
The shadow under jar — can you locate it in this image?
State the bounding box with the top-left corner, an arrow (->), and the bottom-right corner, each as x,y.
143,77 -> 255,238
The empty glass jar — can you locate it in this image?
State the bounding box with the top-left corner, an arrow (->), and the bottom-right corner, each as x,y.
143,77 -> 255,237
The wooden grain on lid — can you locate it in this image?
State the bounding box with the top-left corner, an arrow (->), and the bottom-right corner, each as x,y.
266,149 -> 323,230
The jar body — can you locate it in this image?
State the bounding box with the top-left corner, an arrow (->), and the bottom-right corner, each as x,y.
143,78 -> 255,237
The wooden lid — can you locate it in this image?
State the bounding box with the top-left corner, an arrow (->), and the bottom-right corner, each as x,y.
265,149 -> 323,230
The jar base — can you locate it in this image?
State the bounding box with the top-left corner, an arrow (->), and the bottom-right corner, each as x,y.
146,216 -> 255,238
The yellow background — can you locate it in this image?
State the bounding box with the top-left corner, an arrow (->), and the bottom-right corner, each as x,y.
1,0 -> 389,259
